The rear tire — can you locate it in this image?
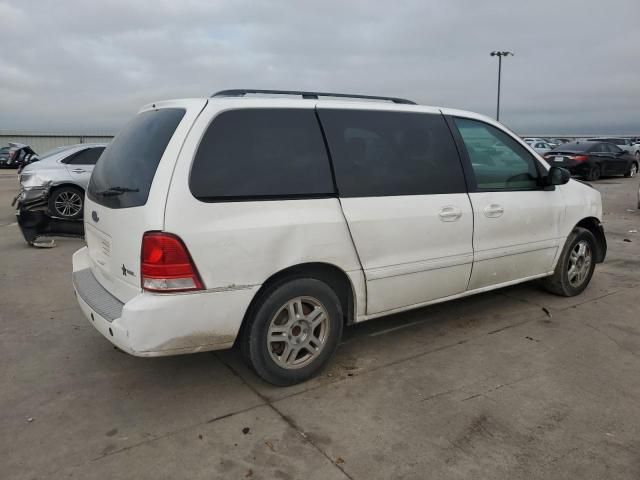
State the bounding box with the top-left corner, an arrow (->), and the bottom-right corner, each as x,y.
48,186 -> 84,220
624,162 -> 638,178
587,164 -> 601,181
541,227 -> 597,297
240,278 -> 343,386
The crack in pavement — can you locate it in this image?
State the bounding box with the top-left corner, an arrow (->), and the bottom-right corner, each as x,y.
216,353 -> 354,480
43,402 -> 265,478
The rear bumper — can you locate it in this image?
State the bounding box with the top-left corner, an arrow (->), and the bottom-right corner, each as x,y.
72,246 -> 259,356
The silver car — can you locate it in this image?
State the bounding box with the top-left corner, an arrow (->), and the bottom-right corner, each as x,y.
17,143 -> 106,219
531,141 -> 554,155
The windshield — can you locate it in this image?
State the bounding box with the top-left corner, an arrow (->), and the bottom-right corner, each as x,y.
87,108 -> 185,209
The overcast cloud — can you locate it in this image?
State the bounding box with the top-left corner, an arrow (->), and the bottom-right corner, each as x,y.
1,0 -> 639,135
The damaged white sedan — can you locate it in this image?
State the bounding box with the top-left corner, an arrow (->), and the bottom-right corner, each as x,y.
14,143 -> 106,243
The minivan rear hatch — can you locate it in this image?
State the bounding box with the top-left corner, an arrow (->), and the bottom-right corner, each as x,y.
84,99 -> 207,303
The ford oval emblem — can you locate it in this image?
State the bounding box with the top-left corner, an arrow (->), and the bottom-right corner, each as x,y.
92,211 -> 99,222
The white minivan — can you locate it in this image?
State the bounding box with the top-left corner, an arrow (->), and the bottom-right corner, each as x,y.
72,90 -> 606,385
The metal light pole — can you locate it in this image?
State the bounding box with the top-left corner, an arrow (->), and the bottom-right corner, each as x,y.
490,51 -> 514,122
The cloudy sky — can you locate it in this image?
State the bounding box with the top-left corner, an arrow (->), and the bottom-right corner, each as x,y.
1,0 -> 639,135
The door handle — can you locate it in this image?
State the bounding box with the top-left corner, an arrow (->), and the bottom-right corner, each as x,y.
438,206 -> 462,222
72,169 -> 86,173
484,204 -> 504,218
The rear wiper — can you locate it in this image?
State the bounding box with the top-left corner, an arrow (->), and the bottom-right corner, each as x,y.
96,186 -> 139,197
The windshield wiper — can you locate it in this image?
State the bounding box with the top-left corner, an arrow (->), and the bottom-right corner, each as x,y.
96,186 -> 139,197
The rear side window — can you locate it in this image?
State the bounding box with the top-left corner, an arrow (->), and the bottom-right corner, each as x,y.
603,143 -> 622,154
189,109 -> 334,201
318,109 -> 466,197
65,147 -> 105,165
88,108 -> 185,208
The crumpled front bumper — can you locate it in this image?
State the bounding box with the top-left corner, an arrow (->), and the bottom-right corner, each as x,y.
12,183 -> 84,244
12,185 -> 49,210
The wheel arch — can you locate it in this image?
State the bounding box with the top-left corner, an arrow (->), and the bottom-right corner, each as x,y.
575,217 -> 607,263
237,262 -> 357,346
49,182 -> 85,196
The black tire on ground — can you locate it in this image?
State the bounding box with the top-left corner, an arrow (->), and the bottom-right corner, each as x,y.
541,227 -> 597,297
48,186 -> 84,220
240,278 -> 343,386
587,164 -> 601,181
624,161 -> 638,178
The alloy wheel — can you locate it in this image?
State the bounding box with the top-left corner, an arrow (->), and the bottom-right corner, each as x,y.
267,296 -> 330,369
54,191 -> 82,218
567,240 -> 592,288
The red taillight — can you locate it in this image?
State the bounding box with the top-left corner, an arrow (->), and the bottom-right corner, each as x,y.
572,155 -> 588,163
141,232 -> 203,292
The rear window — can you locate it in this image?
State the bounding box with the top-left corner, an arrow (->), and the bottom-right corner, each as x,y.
318,109 -> 466,197
88,108 -> 185,208
64,147 -> 105,165
189,109 -> 334,201
553,142 -> 591,152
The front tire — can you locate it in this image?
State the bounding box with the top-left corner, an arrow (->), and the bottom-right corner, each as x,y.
541,227 -> 597,297
240,278 -> 343,386
48,186 -> 84,220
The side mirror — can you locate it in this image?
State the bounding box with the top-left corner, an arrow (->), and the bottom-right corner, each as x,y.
548,166 -> 571,186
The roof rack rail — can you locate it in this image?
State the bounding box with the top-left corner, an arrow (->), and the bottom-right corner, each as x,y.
211,89 -> 416,105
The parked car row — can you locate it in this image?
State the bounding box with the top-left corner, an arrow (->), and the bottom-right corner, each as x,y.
586,137 -> 640,160
523,137 -> 573,150
542,141 -> 638,181
520,136 -> 640,181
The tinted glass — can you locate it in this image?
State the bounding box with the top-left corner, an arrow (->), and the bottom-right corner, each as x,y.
88,108 -> 185,208
591,143 -> 607,153
454,117 -> 540,191
555,142 -> 591,152
603,143 -> 623,154
190,109 -> 333,200
66,147 -> 105,165
318,110 -> 465,197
